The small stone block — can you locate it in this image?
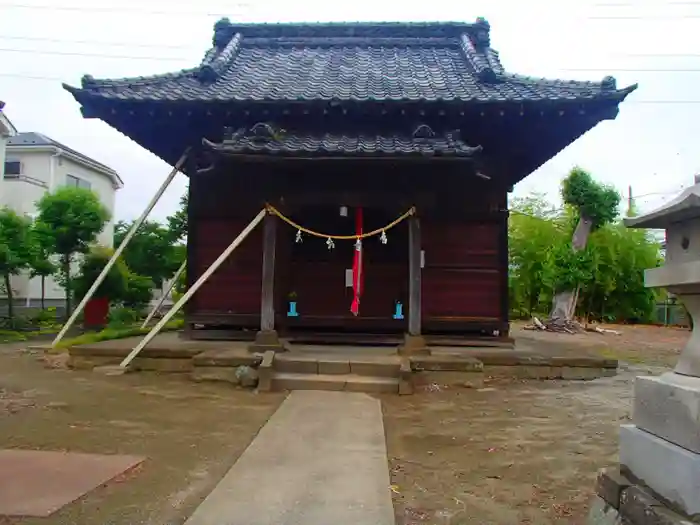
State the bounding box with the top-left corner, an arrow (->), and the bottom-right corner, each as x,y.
620,485 -> 692,525
596,467 -> 631,509
273,375 -> 346,392
620,424 -> 700,516
399,358 -> 413,395
93,365 -> 128,376
587,495 -> 624,525
344,377 -> 398,394
132,357 -> 192,373
318,360 -> 351,375
257,351 -> 274,392
561,366 -> 605,380
398,334 -> 430,356
410,355 -> 483,372
349,361 -> 399,378
634,372 -> 700,454
274,356 -> 318,374
248,329 -> 286,354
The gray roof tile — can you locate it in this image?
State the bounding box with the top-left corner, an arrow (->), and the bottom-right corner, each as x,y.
63,19 -> 636,105
203,122 -> 482,158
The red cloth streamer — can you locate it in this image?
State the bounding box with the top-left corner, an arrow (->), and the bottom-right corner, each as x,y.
350,207 -> 364,316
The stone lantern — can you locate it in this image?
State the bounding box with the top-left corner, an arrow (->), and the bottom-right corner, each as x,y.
588,177 -> 700,523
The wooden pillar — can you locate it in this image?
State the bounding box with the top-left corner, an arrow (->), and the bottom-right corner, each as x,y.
260,211 -> 277,332
400,214 -> 429,355
408,215 -> 422,336
250,211 -> 285,352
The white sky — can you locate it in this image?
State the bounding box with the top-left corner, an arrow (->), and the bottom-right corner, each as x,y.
2,0 -> 699,222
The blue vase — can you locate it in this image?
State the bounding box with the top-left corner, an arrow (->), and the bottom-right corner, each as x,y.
287,301 -> 299,317
393,302 -> 404,320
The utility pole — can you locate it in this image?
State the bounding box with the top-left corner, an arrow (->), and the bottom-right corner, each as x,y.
627,185 -> 633,216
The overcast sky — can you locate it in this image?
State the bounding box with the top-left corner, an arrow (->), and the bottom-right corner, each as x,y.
2,0 -> 699,222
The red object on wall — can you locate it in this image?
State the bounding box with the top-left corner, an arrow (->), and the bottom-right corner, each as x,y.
84,297 -> 109,328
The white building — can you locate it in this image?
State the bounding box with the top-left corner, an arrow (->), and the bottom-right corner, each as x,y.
0,102 -> 18,185
3,131 -> 123,306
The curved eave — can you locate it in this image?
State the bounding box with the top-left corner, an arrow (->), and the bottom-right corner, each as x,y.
624,189 -> 700,229
61,81 -> 639,107
202,137 -> 482,161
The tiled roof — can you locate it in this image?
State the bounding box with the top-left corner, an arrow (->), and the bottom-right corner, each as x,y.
7,132 -> 123,186
63,19 -> 636,105
202,123 -> 483,158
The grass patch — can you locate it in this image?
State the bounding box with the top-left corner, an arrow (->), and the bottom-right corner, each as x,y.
0,330 -> 29,343
54,318 -> 184,350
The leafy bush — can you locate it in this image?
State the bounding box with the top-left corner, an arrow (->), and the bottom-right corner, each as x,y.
73,246 -> 128,302
108,307 -> 142,328
120,272 -> 154,311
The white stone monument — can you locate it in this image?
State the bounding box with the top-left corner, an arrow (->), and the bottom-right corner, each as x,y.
589,177 -> 700,523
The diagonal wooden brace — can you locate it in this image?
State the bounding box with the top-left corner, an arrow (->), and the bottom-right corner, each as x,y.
120,208 -> 267,369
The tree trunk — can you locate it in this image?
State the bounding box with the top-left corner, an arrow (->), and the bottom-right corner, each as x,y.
549,215 -> 593,325
40,276 -> 45,310
62,255 -> 72,320
4,274 -> 13,328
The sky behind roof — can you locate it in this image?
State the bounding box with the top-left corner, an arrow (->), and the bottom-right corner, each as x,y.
2,0 -> 699,222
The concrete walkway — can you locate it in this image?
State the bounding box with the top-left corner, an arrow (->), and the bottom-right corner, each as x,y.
184,390 -> 396,525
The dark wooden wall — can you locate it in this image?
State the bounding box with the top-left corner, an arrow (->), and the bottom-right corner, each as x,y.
186,160 -> 509,335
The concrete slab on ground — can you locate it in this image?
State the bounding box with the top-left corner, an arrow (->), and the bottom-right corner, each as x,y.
184,390 -> 395,525
0,449 -> 144,517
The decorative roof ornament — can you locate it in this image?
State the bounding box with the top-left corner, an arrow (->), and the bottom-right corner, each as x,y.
472,17 -> 491,48
601,75 -> 617,90
412,124 -> 436,139
213,18 -> 234,49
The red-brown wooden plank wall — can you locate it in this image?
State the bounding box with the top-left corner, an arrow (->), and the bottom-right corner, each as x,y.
421,220 -> 501,321
190,218 -> 263,314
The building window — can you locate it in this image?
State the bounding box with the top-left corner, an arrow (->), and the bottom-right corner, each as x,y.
66,174 -> 91,190
4,160 -> 21,178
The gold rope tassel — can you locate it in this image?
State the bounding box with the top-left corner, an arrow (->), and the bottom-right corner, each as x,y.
265,203 -> 415,240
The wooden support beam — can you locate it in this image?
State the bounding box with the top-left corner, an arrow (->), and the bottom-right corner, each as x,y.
260,212 -> 277,332
408,215 -> 422,337
400,214 -> 429,355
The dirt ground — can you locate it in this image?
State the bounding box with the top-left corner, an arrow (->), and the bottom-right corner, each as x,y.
0,322 -> 688,524
0,342 -> 285,525
383,322 -> 688,525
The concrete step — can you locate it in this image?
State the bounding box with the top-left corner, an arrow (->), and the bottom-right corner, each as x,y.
274,354 -> 400,377
272,372 -> 399,394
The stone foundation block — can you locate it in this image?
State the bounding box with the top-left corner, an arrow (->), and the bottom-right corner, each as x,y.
620,424 -> 700,516
634,372 -> 700,454
131,357 -> 192,373
587,495 -> 623,525
596,467 -> 632,509
248,329 -> 286,354
398,334 -> 430,356
399,358 -> 413,395
620,485 -> 693,525
257,351 -> 275,392
561,366 -> 607,380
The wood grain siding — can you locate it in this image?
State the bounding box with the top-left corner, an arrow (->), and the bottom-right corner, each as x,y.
190,218 -> 263,314
422,220 -> 501,323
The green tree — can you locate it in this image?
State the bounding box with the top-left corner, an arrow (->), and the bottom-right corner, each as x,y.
114,219 -> 182,289
36,187 -> 110,317
548,167 -> 620,326
167,192 -> 188,242
507,189 -> 660,326
508,194 -> 566,317
0,208 -> 33,325
28,220 -> 57,310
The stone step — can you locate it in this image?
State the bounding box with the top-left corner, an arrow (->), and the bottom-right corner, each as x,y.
273,355 -> 400,377
272,372 -> 400,394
